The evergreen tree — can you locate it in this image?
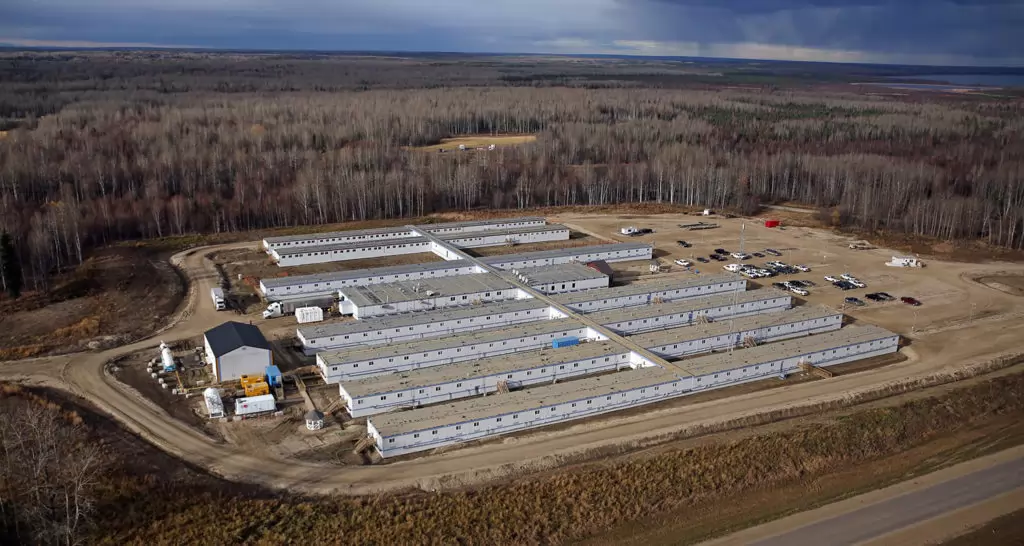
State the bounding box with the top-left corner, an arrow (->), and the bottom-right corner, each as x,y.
0,232 -> 23,299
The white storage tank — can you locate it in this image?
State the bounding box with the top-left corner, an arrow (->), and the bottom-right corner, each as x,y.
203,388 -> 225,419
159,341 -> 176,372
295,306 -> 325,324
234,394 -> 276,417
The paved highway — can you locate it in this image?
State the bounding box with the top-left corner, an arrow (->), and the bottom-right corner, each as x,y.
704,446 -> 1024,546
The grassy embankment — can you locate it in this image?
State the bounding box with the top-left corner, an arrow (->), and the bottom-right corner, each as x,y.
14,368 -> 1017,545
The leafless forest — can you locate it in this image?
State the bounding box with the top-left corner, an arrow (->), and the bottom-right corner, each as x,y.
1,52 -> 1023,286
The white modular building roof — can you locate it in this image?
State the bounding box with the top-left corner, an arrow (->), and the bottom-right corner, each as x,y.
298,299 -> 550,340
551,273 -> 743,306
317,318 -> 587,367
338,274 -> 519,308
341,341 -> 629,398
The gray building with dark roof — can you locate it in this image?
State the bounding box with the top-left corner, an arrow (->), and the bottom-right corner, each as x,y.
203,321 -> 273,382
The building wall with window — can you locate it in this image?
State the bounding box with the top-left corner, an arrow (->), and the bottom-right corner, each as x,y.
342,350 -> 633,418
601,295 -> 791,334
298,304 -> 557,354
367,331 -> 900,458
642,313 -> 843,358
317,325 -> 594,383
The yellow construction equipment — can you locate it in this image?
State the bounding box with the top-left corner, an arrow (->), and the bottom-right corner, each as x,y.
243,381 -> 270,396
240,374 -> 270,396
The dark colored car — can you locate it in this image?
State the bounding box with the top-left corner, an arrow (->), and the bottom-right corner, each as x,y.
789,280 -> 810,288
696,256 -> 709,263
865,293 -> 884,302
714,248 -> 728,255
753,252 -> 765,258
877,292 -> 895,301
765,248 -> 782,256
901,296 -> 922,306
676,240 -> 691,248
834,281 -> 856,290
845,297 -> 865,306
772,282 -> 788,290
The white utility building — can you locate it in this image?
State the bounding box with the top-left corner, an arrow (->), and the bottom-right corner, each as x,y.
366,325 -> 900,458
317,319 -> 598,383
203,321 -> 273,382
887,256 -> 923,267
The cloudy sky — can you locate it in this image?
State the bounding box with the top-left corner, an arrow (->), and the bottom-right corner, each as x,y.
1,0 -> 1022,66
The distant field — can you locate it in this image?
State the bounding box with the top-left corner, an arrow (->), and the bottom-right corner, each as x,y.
409,134 -> 536,152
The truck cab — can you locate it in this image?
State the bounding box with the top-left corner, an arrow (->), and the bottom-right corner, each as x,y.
210,287 -> 227,311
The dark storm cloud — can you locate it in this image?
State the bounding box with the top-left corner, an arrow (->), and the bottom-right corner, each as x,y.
0,0 -> 1020,65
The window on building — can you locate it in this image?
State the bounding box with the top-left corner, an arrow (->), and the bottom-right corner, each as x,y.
413,433 -> 420,438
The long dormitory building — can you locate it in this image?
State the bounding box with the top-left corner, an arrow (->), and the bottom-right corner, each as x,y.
299,283 -> 783,355
366,325 -> 900,457
258,242 -> 654,299
269,224 -> 570,266
338,305 -> 843,418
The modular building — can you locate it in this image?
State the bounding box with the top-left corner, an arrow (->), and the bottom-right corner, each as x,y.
340,305 -> 839,417
271,225 -> 569,266
257,243 -> 652,299
203,321 -> 273,382
507,262 -> 610,294
366,324 -> 899,457
340,342 -> 633,417
316,319 -> 599,383
336,274 -> 526,319
552,274 -> 746,313
297,300 -> 557,354
482,243 -> 653,269
633,305 -> 843,358
263,226 -> 416,252
590,289 -> 793,334
262,217 -> 547,251
259,261 -> 482,299
676,324 -> 899,390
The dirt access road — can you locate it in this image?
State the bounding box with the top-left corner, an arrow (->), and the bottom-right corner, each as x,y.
2,214 -> 1024,495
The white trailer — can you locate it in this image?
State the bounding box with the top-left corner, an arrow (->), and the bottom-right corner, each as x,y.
210,287 -> 226,311
264,295 -> 335,319
295,306 -> 325,324
234,394 -> 276,417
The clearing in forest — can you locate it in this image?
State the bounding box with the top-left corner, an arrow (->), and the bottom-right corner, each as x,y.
408,134 -> 536,152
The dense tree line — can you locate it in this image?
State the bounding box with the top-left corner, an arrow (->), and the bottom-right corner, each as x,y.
0,52 -> 1022,288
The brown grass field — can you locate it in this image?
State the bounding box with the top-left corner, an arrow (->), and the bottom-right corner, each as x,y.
408,134 -> 537,152
6,367 -> 1018,545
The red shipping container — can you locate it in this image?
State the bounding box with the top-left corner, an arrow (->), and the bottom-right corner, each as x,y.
765,219 -> 781,228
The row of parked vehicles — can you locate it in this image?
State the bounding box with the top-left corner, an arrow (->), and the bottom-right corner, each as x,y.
825,273 -> 866,290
